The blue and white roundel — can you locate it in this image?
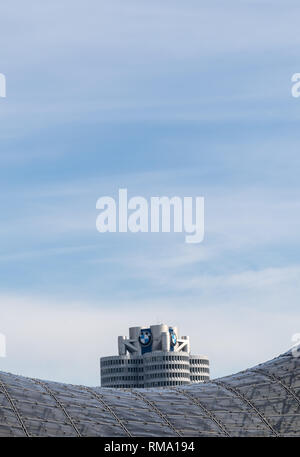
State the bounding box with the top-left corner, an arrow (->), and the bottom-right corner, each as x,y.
170,330 -> 177,347
139,329 -> 152,346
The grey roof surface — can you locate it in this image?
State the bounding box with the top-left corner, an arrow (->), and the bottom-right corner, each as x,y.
0,348 -> 299,437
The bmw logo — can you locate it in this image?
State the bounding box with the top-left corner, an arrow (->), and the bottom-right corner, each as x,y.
170,329 -> 177,347
139,329 -> 152,346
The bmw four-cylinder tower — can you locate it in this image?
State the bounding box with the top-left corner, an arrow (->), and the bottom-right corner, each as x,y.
100,324 -> 210,388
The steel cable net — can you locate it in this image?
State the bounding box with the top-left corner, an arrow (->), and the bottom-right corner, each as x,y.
0,349 -> 299,437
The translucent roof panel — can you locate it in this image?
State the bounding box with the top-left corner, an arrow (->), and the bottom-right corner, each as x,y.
0,348 -> 299,437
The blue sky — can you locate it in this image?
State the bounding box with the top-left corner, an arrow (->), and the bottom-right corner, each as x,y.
0,0 -> 300,385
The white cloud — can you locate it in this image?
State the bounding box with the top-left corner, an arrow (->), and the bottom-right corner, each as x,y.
176,265 -> 300,292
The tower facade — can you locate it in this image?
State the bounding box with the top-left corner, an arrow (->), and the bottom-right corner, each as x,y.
100,324 -> 209,388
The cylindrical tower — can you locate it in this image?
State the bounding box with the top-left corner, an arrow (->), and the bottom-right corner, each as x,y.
100,355 -> 143,388
100,324 -> 210,388
143,351 -> 190,388
189,355 -> 210,383
151,324 -> 169,351
129,326 -> 142,354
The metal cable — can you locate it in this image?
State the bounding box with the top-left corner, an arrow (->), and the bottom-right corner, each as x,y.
212,380 -> 279,436
171,386 -> 230,436
0,375 -> 30,437
252,368 -> 300,408
127,389 -> 182,437
82,386 -> 132,437
31,379 -> 81,437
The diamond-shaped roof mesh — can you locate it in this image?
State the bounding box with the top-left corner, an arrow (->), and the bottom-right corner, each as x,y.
0,349 -> 299,436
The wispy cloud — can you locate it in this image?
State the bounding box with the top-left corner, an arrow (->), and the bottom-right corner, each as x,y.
0,1 -> 299,383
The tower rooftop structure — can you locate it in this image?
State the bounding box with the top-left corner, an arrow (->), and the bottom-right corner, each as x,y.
100,324 -> 209,388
